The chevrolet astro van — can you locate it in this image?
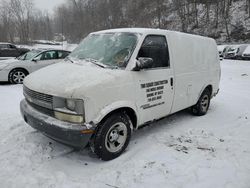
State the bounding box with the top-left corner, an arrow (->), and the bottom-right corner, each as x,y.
20,28 -> 221,160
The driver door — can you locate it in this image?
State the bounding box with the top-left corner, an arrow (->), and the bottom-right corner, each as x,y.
31,50 -> 60,72
133,35 -> 174,125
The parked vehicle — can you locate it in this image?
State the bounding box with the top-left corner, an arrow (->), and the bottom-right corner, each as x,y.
224,45 -> 240,59
242,45 -> 250,60
0,49 -> 70,84
0,43 -> 29,60
222,45 -> 230,58
20,28 -> 221,160
236,44 -> 249,60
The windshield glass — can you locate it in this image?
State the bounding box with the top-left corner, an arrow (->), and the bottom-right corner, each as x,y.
18,50 -> 41,60
69,32 -> 138,68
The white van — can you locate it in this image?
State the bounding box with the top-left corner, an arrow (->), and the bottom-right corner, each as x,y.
20,28 -> 221,160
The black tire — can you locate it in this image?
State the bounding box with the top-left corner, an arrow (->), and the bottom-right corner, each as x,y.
90,112 -> 132,161
9,69 -> 28,84
191,88 -> 211,116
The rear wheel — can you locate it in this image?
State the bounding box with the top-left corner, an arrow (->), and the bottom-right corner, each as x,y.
90,112 -> 132,161
9,69 -> 28,84
191,89 -> 211,116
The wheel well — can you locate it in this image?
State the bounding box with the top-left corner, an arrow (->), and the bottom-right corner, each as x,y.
99,107 -> 137,130
9,68 -> 29,78
205,85 -> 213,96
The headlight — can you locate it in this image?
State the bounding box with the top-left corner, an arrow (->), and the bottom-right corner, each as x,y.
66,99 -> 76,111
53,97 -> 85,123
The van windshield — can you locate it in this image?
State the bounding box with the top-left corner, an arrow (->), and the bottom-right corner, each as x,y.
69,33 -> 138,68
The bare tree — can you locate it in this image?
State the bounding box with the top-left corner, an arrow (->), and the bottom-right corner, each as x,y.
1,0 -> 250,43
4,0 -> 34,43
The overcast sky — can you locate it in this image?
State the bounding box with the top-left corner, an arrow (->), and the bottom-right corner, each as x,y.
33,0 -> 65,13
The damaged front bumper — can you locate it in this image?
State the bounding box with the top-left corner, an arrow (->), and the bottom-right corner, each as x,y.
20,99 -> 94,149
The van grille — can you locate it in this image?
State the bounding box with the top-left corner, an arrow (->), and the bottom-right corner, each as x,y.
23,86 -> 53,109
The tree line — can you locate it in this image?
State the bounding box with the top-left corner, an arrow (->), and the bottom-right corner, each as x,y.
1,0 -> 250,44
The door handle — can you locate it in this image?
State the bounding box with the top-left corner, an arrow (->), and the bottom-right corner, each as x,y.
170,77 -> 173,87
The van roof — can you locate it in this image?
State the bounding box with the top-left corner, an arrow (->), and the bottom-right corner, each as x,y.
94,28 -> 165,34
93,28 -> 213,41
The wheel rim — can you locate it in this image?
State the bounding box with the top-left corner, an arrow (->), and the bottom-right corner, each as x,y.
201,95 -> 209,112
105,122 -> 128,153
13,71 -> 26,84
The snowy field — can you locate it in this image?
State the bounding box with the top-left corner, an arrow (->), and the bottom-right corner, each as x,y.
0,60 -> 250,188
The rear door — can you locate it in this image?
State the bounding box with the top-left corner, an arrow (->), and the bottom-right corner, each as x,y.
133,35 -> 174,125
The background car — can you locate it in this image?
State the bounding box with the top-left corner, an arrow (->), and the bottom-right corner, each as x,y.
0,43 -> 29,60
0,49 -> 70,84
235,44 -> 249,60
223,45 -> 241,59
242,45 -> 250,60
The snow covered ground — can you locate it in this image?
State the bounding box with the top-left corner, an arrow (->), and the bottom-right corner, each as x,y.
0,60 -> 250,188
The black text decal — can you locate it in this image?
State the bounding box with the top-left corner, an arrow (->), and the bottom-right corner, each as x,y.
140,80 -> 168,109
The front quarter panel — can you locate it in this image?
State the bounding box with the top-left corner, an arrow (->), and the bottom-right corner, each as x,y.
92,100 -> 138,126
72,71 -> 138,126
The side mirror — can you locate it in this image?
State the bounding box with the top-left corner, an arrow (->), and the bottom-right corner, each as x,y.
132,57 -> 153,71
32,58 -> 38,62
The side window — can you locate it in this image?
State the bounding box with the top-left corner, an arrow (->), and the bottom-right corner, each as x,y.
58,51 -> 69,59
0,44 -> 8,49
138,35 -> 170,69
34,51 -> 58,61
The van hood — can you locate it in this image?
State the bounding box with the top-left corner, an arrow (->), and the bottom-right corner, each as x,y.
24,61 -> 131,98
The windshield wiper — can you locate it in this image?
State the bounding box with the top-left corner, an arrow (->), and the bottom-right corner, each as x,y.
84,58 -> 108,68
65,56 -> 74,63
66,57 -> 117,69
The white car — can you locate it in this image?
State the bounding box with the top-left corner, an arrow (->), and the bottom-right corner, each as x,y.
242,45 -> 250,60
0,49 -> 70,84
21,28 -> 221,160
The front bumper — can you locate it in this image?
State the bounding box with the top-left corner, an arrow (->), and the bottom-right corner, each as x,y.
20,99 -> 94,149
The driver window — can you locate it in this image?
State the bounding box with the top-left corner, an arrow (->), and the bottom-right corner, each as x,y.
138,35 -> 170,69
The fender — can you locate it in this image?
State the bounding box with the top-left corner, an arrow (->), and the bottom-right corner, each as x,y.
91,100 -> 140,128
196,84 -> 213,103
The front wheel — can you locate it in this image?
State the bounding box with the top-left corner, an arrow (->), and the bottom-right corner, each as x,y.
191,89 -> 211,116
9,69 -> 28,84
91,112 -> 132,161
